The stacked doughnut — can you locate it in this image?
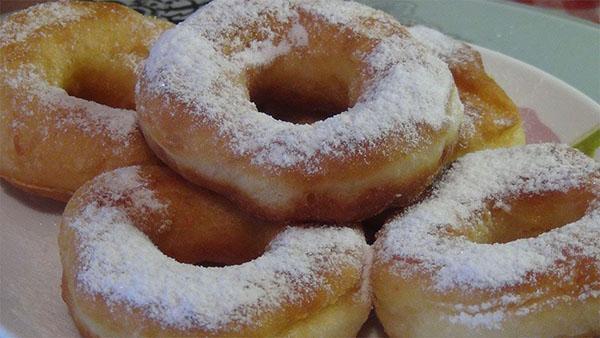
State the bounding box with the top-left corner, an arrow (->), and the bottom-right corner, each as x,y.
60,165 -> 371,337
135,0 -> 465,222
373,143 -> 599,337
0,1 -> 172,200
2,0 -> 597,337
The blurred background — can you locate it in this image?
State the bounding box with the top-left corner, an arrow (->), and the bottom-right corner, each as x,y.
2,0 -> 599,23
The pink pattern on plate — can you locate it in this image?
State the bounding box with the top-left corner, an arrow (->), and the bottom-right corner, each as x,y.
519,107 -> 561,143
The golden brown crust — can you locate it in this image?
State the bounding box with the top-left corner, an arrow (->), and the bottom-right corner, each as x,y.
143,131 -> 456,223
0,173 -> 71,202
449,44 -> 525,160
0,1 -> 172,201
61,275 -> 99,338
373,261 -> 600,338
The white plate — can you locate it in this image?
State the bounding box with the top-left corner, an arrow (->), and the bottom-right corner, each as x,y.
0,46 -> 598,338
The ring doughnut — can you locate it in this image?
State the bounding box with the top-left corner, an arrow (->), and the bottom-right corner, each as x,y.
0,1 -> 171,201
373,143 -> 599,337
136,0 -> 464,222
408,26 -> 525,160
59,165 -> 372,337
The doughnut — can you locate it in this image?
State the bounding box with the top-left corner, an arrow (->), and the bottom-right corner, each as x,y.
372,143 -> 599,337
0,1 -> 172,201
59,165 -> 372,337
408,26 -> 525,161
136,0 -> 464,223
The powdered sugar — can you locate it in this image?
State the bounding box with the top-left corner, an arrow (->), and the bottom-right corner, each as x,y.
288,22 -> 309,46
140,0 -> 461,174
376,143 -> 599,327
408,25 -> 476,65
354,245 -> 374,303
86,166 -> 168,214
0,1 -> 90,48
458,103 -> 480,140
4,66 -> 137,143
300,0 -> 397,39
65,166 -> 368,331
447,310 -> 505,330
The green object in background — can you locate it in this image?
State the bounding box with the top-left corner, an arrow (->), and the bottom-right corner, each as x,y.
572,127 -> 600,157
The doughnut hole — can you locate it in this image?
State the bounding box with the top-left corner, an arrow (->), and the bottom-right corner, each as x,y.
247,54 -> 355,124
118,168 -> 283,267
465,187 -> 595,244
63,57 -> 137,110
246,22 -> 371,124
27,14 -> 153,111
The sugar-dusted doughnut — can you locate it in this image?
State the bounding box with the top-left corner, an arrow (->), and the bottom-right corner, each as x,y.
59,165 -> 372,337
408,25 -> 525,160
136,0 -> 464,222
373,143 -> 599,337
0,1 -> 172,201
